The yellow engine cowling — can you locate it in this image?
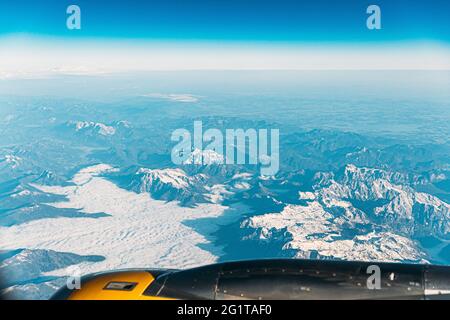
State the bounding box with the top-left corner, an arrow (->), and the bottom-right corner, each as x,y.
52,270 -> 173,300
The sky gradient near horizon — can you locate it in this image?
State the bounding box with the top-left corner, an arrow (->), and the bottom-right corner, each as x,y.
0,0 -> 449,74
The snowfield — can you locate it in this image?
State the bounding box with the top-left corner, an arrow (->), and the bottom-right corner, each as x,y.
243,201 -> 427,263
0,164 -> 228,280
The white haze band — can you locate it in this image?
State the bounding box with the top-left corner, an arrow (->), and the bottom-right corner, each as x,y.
171,121 -> 280,176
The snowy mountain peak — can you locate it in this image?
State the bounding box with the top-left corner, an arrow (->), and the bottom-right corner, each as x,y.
136,168 -> 193,190
1,154 -> 22,169
69,121 -> 116,136
132,168 -> 208,205
183,148 -> 225,165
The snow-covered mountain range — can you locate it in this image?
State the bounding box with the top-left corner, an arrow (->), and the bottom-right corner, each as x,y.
243,164 -> 450,263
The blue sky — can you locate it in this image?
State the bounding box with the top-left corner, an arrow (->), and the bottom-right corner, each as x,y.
0,0 -> 449,74
1,0 -> 449,42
